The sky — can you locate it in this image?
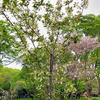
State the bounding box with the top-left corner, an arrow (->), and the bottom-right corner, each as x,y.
1,0 -> 100,70
83,0 -> 100,15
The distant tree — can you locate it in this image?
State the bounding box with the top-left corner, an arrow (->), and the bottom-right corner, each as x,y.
75,14 -> 100,37
67,33 -> 100,100
0,67 -> 20,94
76,14 -> 100,96
58,32 -> 100,100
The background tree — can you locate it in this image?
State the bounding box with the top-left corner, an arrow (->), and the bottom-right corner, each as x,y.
75,14 -> 100,37
67,33 -> 100,100
0,20 -> 20,67
0,67 -> 21,99
76,14 -> 100,96
58,32 -> 100,100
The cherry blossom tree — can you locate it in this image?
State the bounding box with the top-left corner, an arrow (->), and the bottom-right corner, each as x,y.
67,33 -> 100,100
58,32 -> 100,100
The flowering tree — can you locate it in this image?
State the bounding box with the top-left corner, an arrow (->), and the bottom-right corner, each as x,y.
1,0 -> 89,100
67,33 -> 100,55
58,32 -> 100,100
76,14 -> 100,96
66,33 -> 100,100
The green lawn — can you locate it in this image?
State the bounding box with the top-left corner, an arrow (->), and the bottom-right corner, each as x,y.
9,97 -> 100,100
65,97 -> 100,100
9,98 -> 41,100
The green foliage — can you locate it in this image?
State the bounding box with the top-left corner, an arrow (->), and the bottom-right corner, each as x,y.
1,0 -> 89,99
0,67 -> 21,92
2,80 -> 11,90
76,14 -> 100,37
9,98 -> 41,100
2,0 -> 10,8
0,20 -> 20,66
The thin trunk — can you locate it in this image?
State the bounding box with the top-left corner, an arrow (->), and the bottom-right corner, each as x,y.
48,54 -> 53,100
98,81 -> 100,95
74,92 -> 77,100
71,94 -> 73,100
74,77 -> 78,100
33,84 -> 36,100
11,94 -> 12,100
60,88 -> 64,100
97,77 -> 100,95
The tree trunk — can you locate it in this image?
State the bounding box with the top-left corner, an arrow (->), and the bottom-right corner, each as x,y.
74,77 -> 78,100
60,88 -> 64,100
74,92 -> 77,100
34,85 -> 36,100
42,98 -> 45,100
97,77 -> 100,96
71,94 -> 73,100
86,84 -> 92,100
88,96 -> 92,100
48,54 -> 53,100
98,82 -> 100,96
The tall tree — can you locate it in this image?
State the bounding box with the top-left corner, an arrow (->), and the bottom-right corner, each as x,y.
1,0 -> 89,99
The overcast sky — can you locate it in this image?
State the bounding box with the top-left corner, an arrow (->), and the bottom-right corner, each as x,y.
83,0 -> 100,15
1,0 -> 100,70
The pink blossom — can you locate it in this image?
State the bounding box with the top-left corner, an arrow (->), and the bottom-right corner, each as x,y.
67,33 -> 100,55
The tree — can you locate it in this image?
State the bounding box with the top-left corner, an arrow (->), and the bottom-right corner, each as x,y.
0,20 -> 19,67
1,0 -> 89,100
65,33 -> 100,100
0,67 -> 21,99
76,14 -> 100,96
75,14 -> 100,37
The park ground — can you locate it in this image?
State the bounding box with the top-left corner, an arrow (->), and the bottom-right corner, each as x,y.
10,97 -> 100,100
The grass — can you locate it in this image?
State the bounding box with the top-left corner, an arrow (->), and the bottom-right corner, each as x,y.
9,98 -> 41,100
9,97 -> 100,100
65,97 -> 100,100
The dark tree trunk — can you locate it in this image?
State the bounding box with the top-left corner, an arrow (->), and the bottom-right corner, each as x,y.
68,93 -> 71,99
60,88 -> 64,100
74,92 -> 78,100
71,93 -> 73,100
48,54 -> 53,100
74,77 -> 78,100
71,94 -> 73,100
34,85 -> 36,100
